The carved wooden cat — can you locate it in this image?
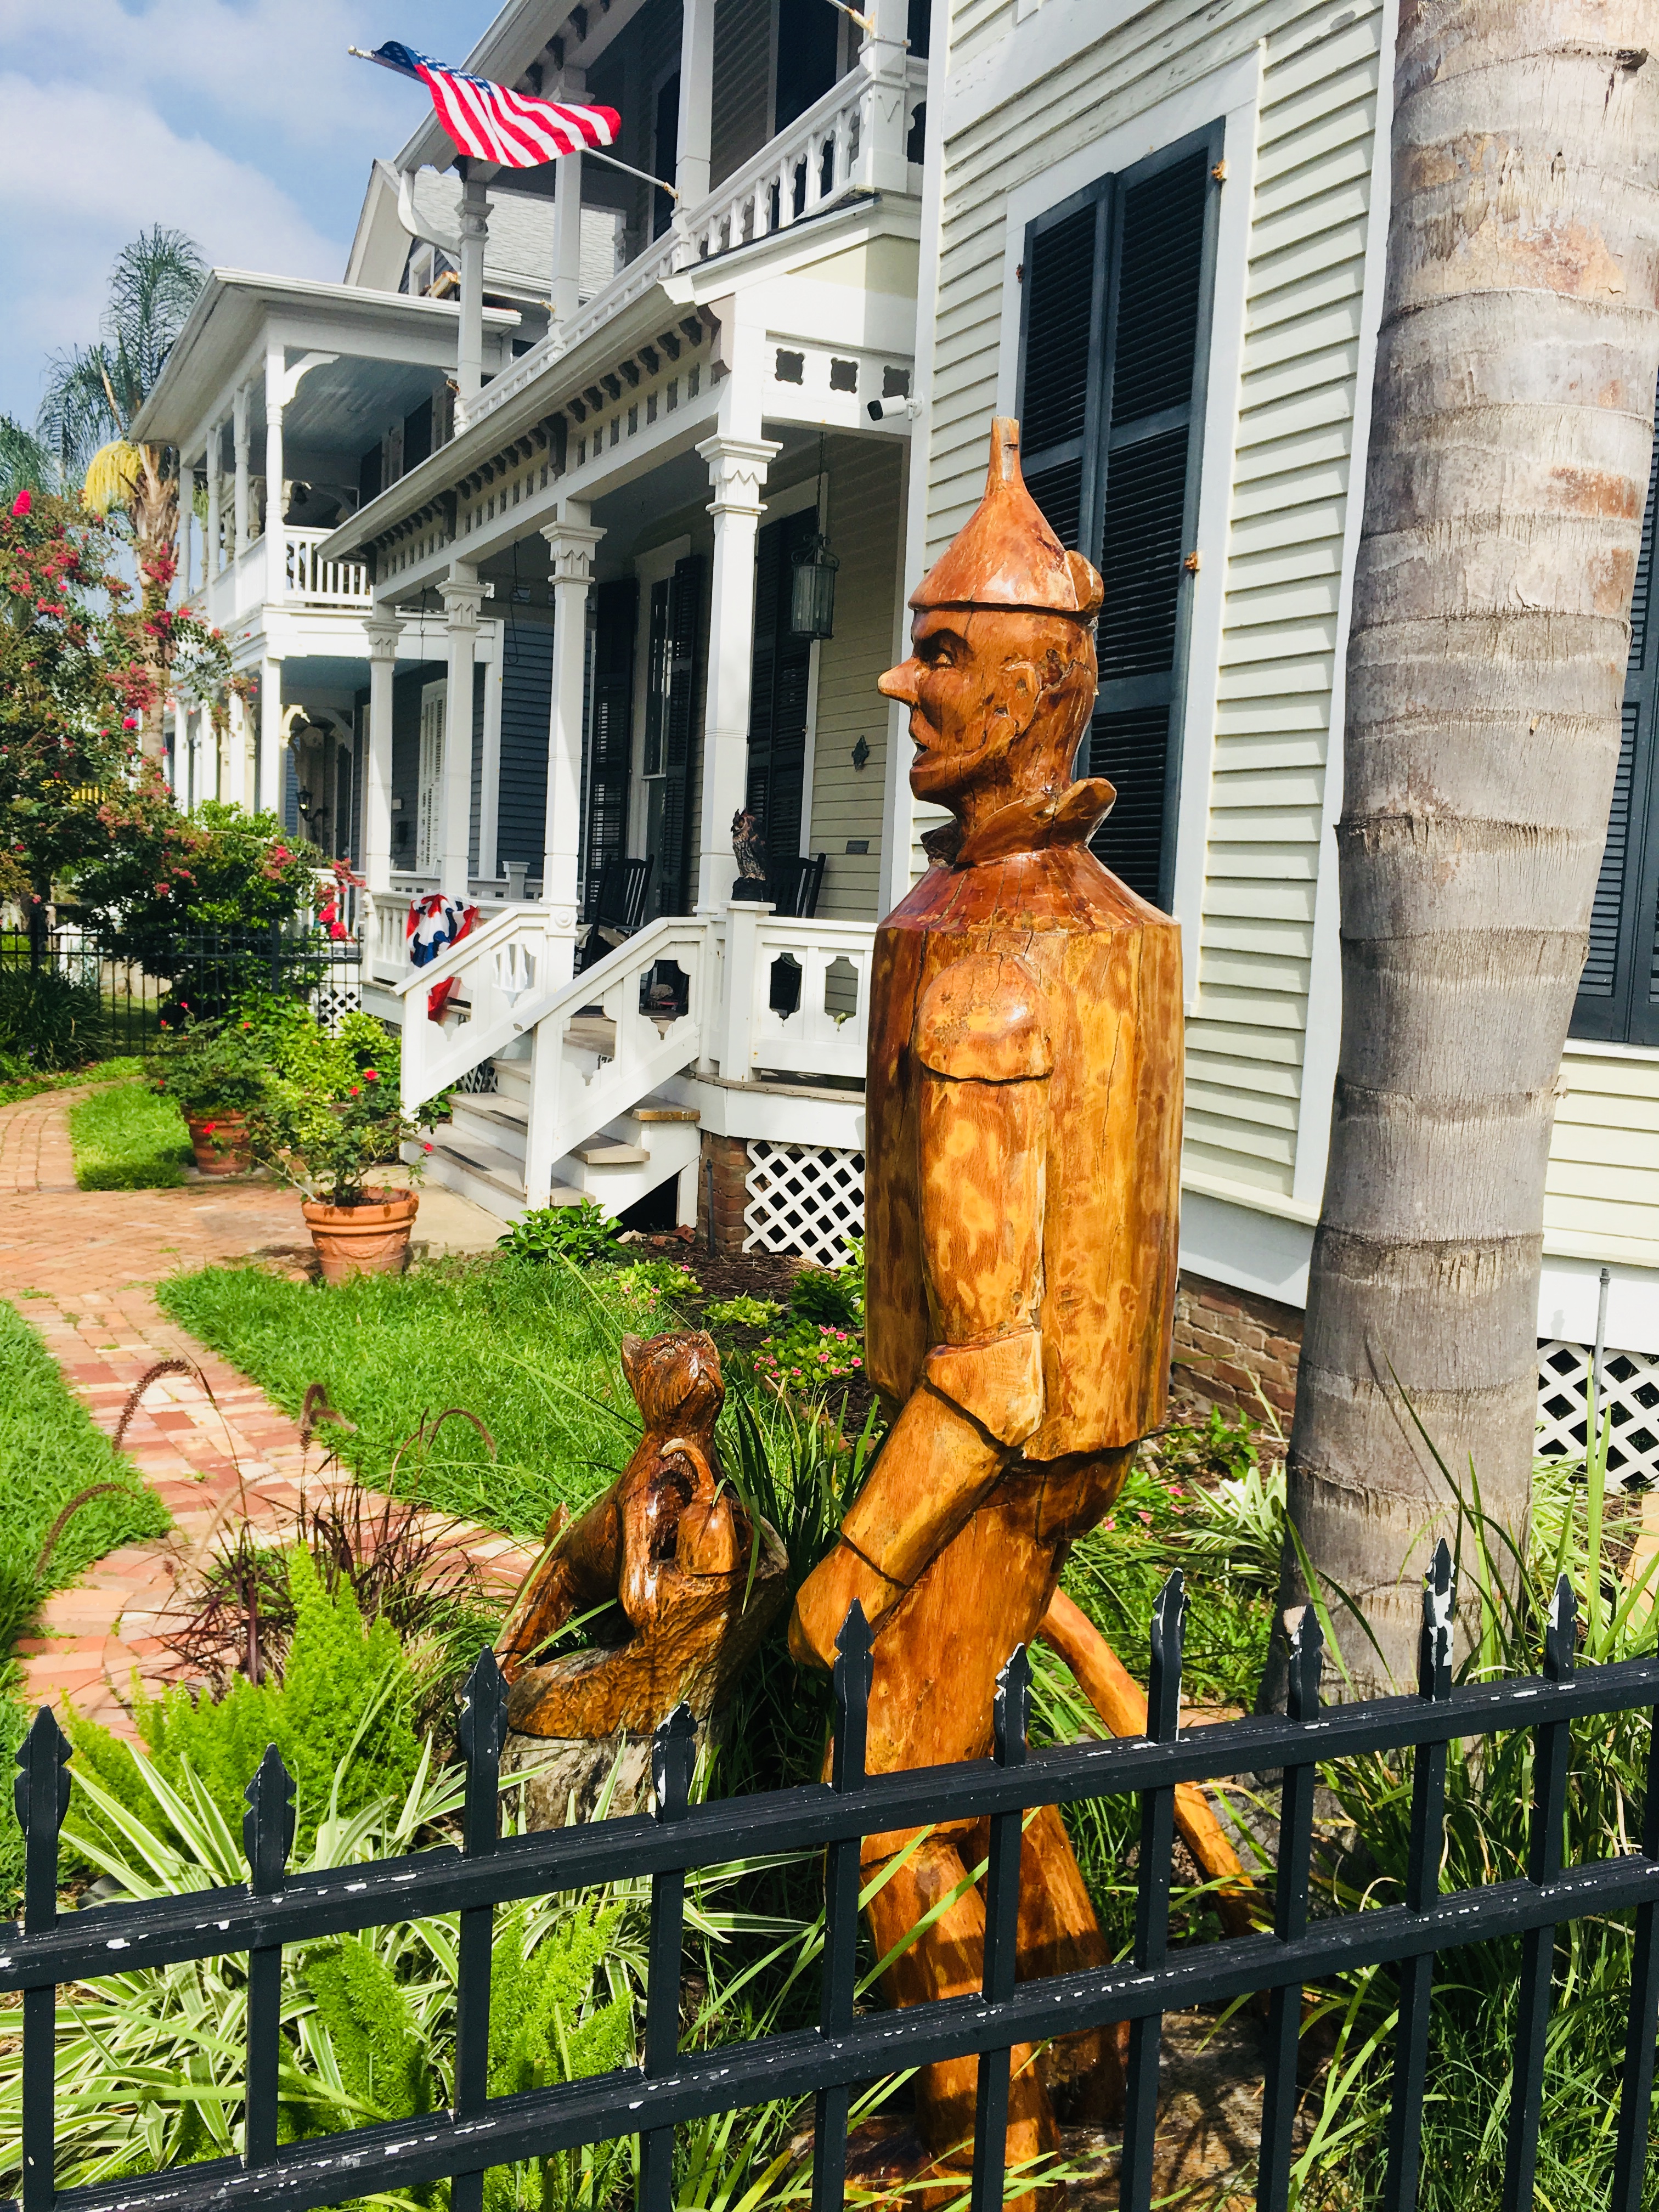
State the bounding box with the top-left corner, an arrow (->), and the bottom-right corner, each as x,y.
495,1330 -> 788,1739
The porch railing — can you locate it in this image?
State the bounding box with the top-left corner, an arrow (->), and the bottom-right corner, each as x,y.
283,528 -> 372,607
464,55 -> 928,436
388,898 -> 876,1201
9,1564 -> 1657,2212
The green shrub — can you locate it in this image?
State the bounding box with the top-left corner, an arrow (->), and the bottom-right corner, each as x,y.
752,1321 -> 864,1390
787,1262 -> 861,1330
65,1550 -> 421,1861
147,1019 -> 271,1118
703,1294 -> 783,1330
0,966 -> 104,1068
68,1079 -> 191,1189
497,1200 -> 622,1267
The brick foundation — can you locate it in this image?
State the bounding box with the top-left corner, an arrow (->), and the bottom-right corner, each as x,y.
696,1132 -> 751,1254
1172,1271 -> 1303,1425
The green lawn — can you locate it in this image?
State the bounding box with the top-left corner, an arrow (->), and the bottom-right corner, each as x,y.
69,1076 -> 192,1190
156,1256 -> 678,1538
0,1299 -> 174,1896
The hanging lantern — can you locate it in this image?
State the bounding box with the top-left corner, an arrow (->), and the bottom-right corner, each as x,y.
790,531 -> 839,639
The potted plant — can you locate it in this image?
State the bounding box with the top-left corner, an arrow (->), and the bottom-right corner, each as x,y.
149,1019 -> 270,1174
246,1070 -> 421,1280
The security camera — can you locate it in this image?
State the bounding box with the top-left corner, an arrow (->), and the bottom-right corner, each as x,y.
867,396 -> 923,422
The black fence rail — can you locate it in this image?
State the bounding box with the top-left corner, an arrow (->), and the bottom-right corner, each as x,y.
0,926 -> 364,1056
7,1553 -> 1659,2212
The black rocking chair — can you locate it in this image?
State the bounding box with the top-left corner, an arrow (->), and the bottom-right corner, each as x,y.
766,851 -> 828,918
575,853 -> 655,972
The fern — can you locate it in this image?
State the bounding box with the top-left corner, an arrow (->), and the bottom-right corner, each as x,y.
304,1937 -> 431,2120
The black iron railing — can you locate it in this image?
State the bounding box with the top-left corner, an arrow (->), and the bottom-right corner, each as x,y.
0,926 -> 364,1054
7,1554 -> 1659,2212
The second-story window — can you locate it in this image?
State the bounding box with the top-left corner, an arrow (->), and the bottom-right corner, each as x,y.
1017,127 -> 1222,910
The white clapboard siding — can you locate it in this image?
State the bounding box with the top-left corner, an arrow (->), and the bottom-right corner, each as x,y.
1547,1052 -> 1659,1268
922,1 -> 1385,1192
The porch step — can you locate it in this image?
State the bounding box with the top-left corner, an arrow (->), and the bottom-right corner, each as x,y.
574,1141 -> 651,1166
406,1132 -> 583,1224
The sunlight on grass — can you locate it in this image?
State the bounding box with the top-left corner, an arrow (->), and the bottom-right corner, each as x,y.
69,1077 -> 191,1190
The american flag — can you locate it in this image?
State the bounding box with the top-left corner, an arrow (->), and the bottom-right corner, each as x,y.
368,41 -> 620,167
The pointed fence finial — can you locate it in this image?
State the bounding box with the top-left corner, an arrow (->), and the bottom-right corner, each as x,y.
1418,1539 -> 1455,1702
243,1744 -> 296,1894
1147,1570 -> 1187,1743
1287,1602 -> 1324,1724
832,1601 -> 873,1793
652,1702 -> 697,1824
994,1644 -> 1031,1768
15,1706 -> 72,1931
1543,1572 -> 1578,1683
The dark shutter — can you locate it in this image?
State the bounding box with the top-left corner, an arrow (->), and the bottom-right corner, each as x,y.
1573,393 -> 1659,1042
746,510 -> 817,868
1016,129 -> 1221,907
495,619 -> 555,873
584,579 -> 637,916
658,554 -> 703,916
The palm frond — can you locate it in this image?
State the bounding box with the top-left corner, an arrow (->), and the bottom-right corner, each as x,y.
82,440 -> 144,516
37,346 -> 122,479
36,229 -> 205,481
0,415 -> 55,503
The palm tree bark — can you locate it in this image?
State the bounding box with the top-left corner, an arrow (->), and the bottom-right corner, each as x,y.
1285,0 -> 1659,1690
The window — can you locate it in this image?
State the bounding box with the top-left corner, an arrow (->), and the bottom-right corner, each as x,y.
583,580 -> 637,916
746,510 -> 819,867
634,557 -> 704,917
1574,396 -> 1659,1044
1016,128 -> 1222,908
415,680 -> 446,873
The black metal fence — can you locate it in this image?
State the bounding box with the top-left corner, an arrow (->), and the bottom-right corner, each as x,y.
8,1558 -> 1659,2212
0,926 -> 364,1057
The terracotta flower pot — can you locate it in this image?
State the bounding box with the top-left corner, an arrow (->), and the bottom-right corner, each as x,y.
185,1111 -> 251,1176
302,1188 -> 419,1283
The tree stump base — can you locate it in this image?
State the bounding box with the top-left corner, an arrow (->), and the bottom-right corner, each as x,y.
501,1711 -> 729,1829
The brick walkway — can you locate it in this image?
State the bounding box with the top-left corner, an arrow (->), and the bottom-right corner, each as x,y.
0,1087 -> 535,1738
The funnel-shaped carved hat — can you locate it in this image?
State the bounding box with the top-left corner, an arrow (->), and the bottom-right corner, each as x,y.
910,417 -> 1104,619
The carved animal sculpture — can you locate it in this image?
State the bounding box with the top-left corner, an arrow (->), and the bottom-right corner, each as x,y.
495,1330 -> 788,1737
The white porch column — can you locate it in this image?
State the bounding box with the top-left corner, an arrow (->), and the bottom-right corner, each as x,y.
693,432 -> 780,912
675,0 -> 715,207
258,655 -> 284,818
178,467 -> 194,598
551,149 -> 583,324
456,169 -> 493,407
233,390 -> 251,558
263,349 -> 286,602
541,507 -> 605,945
206,435 -> 223,583
440,566 -> 484,898
224,689 -> 248,807
363,614 -> 404,893
857,0 -> 912,194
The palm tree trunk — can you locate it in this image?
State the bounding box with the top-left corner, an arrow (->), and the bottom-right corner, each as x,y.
1285,1 -> 1659,1690
134,446 -> 179,765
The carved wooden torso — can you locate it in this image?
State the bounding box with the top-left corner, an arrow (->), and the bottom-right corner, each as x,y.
865,803 -> 1183,1460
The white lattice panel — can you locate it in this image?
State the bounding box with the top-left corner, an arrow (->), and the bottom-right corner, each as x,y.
310,979 -> 362,1034
1538,1339 -> 1659,1489
743,1142 -> 864,1266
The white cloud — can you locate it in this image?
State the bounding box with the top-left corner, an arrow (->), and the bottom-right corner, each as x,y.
0,74 -> 341,421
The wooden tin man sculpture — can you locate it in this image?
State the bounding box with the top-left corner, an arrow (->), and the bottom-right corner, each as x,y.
789,419 -> 1192,2174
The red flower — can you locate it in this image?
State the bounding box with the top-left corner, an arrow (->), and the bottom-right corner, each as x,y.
422,1141 -> 433,1153
122,716 -> 138,730
364,1069 -> 379,1081
201,1122 -> 217,1136
10,490 -> 30,517
349,1086 -> 361,1097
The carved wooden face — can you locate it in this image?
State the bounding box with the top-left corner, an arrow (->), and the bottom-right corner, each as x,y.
880,607 -> 1097,815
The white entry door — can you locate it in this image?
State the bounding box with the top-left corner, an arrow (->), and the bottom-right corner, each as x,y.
416,680 -> 446,871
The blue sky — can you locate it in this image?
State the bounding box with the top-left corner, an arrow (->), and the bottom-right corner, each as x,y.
0,0 -> 500,427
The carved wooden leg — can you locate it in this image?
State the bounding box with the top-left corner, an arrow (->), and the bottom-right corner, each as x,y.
862,1831 -> 1060,2174
1037,1588 -> 1257,1937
